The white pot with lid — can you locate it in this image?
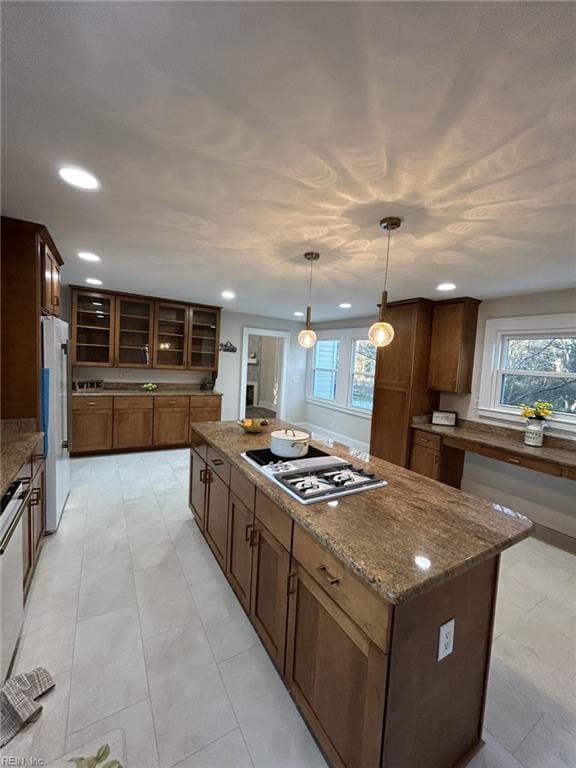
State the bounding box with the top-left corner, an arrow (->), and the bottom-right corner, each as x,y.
270,428 -> 310,459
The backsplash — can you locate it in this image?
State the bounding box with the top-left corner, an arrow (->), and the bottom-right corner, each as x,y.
72,367 -> 206,385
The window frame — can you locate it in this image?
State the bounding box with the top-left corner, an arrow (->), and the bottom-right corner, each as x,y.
347,338 -> 377,412
478,313 -> 576,432
305,328 -> 374,419
310,339 -> 340,403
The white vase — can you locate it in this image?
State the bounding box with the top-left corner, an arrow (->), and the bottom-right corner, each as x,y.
524,420 -> 545,447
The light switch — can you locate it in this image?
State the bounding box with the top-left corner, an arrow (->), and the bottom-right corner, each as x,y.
438,618 -> 455,661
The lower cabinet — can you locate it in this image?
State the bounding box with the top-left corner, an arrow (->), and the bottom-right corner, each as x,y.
71,401 -> 113,453
409,430 -> 465,488
410,443 -> 440,479
23,459 -> 45,599
154,396 -> 190,446
204,469 -> 229,569
113,398 -> 153,449
286,563 -> 387,768
226,493 -> 254,612
189,448 -> 207,530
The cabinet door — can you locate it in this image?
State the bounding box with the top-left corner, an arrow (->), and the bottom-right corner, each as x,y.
204,470 -> 229,570
41,241 -> 54,314
286,564 -> 387,768
428,300 -> 479,393
189,308 -> 220,372
72,291 -> 116,366
113,409 -> 153,449
250,521 -> 290,673
226,494 -> 254,612
189,449 -> 207,530
369,387 -> 411,467
153,302 -> 189,369
31,466 -> 45,558
72,410 -> 113,452
22,495 -> 33,592
116,296 -> 153,367
153,407 -> 189,446
51,260 -> 61,317
409,444 -> 440,479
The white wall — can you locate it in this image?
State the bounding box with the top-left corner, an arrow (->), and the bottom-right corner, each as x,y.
441,289 -> 576,538
259,336 -> 281,408
216,311 -> 307,422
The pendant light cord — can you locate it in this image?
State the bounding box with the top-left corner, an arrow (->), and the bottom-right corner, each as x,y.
308,256 -> 314,305
383,226 -> 392,290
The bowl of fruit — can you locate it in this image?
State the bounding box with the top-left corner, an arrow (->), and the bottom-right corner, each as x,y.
237,418 -> 269,434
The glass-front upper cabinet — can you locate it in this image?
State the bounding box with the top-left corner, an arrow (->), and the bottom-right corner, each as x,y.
72,291 -> 116,366
189,307 -> 219,371
153,302 -> 189,369
115,297 -> 153,367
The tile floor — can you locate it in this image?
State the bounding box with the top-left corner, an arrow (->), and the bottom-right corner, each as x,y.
2,449 -> 575,768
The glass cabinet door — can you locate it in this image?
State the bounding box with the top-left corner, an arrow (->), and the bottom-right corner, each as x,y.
73,291 -> 115,366
189,308 -> 219,370
116,297 -> 153,367
153,302 -> 189,369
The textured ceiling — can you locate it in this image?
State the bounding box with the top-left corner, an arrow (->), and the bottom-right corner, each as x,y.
2,1 -> 575,320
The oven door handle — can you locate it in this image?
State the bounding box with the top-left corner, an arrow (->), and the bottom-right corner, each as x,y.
0,491 -> 31,555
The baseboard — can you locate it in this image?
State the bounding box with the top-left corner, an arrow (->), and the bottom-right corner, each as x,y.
296,421 -> 370,454
534,523 -> 576,554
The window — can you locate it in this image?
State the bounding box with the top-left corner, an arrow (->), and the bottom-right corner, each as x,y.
312,340 -> 340,401
350,340 -> 376,410
479,313 -> 576,430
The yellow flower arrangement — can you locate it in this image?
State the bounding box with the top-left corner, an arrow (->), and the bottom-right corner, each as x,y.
520,400 -> 553,420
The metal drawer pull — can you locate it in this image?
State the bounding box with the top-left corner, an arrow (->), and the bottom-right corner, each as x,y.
420,437 -> 430,443
211,458 -> 224,466
204,469 -> 213,484
245,524 -> 253,542
507,457 -> 521,465
317,564 -> 340,586
88,401 -> 96,406
29,489 -> 41,507
250,528 -> 260,547
169,400 -> 176,405
287,572 -> 297,595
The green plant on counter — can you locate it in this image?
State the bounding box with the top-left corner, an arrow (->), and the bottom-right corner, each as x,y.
69,743 -> 122,768
141,382 -> 158,392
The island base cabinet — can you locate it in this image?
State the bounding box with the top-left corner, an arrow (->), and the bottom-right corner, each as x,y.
286,564 -> 387,768
204,470 -> 229,570
189,448 -> 207,530
250,521 -> 290,674
226,494 -> 254,612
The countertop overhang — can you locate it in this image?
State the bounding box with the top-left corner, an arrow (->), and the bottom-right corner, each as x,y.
190,420 -> 534,604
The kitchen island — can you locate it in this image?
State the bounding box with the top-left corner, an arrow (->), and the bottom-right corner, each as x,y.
188,420 -> 533,768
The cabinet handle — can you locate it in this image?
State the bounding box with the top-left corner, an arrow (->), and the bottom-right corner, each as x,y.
53,294 -> 60,307
200,469 -> 206,482
420,437 -> 430,443
317,564 -> 339,586
204,469 -> 213,484
287,572 -> 297,595
168,400 -> 176,405
211,458 -> 224,466
87,401 -> 96,406
507,457 -> 521,465
245,524 -> 253,542
29,489 -> 41,507
250,528 -> 260,547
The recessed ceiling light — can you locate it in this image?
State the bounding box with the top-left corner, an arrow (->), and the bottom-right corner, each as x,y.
339,303 -> 352,309
221,290 -> 235,300
293,311 -> 304,317
58,166 -> 100,190
437,282 -> 456,292
85,277 -> 103,286
78,251 -> 100,262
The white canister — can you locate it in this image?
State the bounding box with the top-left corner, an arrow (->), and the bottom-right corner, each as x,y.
524,421 -> 545,447
270,428 -> 310,458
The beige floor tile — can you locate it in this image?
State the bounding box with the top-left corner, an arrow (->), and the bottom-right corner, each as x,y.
173,729 -> 253,768
135,560 -> 199,638
514,714 -> 576,768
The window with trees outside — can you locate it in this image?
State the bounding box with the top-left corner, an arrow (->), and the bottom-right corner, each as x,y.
479,314 -> 576,430
311,340 -> 340,401
350,340 -> 376,410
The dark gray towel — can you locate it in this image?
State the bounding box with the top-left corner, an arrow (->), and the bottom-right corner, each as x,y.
0,667 -> 55,747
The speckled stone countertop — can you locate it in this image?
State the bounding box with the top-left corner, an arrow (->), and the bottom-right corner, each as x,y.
72,388 -> 222,397
190,420 -> 534,605
412,418 -> 576,470
0,426 -> 44,496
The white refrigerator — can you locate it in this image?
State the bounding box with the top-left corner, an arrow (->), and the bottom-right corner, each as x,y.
42,316 -> 71,532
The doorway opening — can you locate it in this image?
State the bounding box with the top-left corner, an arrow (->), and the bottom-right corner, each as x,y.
239,328 -> 291,420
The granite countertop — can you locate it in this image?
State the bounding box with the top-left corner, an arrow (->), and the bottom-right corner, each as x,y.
72,389 -> 222,397
1,429 -> 44,496
190,420 -> 534,605
412,419 -> 576,470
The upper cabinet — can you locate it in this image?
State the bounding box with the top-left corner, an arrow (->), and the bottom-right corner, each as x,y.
70,287 -> 221,372
189,307 -> 219,371
153,302 -> 189,369
428,298 -> 480,393
116,296 -> 153,367
72,291 -> 116,366
41,239 -> 62,317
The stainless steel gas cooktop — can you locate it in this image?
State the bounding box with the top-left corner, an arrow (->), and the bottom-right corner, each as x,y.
242,448 -> 387,505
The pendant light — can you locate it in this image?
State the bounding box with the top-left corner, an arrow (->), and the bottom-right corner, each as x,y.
298,251 -> 320,349
368,216 -> 401,347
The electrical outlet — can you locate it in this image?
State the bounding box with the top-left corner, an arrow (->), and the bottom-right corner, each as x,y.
438,618 -> 455,661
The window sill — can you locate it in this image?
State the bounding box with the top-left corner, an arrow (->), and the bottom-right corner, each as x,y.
305,397 -> 373,420
477,406 -> 576,436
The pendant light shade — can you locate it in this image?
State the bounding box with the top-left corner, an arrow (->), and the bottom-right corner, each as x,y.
298,252 -> 320,349
369,217 -> 401,348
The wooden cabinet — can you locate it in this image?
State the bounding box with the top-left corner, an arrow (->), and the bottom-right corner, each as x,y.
115,297 -> 153,367
23,460 -> 45,599
189,448 -> 208,530
41,240 -> 62,316
113,397 -> 153,449
410,443 -> 440,479
226,493 -> 254,612
428,298 -> 480,393
71,397 -> 113,453
409,430 -> 465,489
153,302 -> 189,369
250,519 -> 290,673
204,469 -> 229,570
153,396 -> 190,446
189,307 -> 220,372
286,563 -> 387,768
190,395 -> 222,424
370,299 -> 438,467
72,291 -> 116,367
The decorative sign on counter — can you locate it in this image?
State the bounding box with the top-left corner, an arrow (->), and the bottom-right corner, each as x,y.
432,410 -> 458,426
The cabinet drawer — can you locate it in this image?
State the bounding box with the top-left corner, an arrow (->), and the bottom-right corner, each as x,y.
255,490 -> 292,550
479,446 -> 562,477
154,395 -> 189,409
230,467 -> 256,511
293,525 -> 391,653
190,395 -> 221,408
412,430 -> 441,450
207,447 -> 231,485
190,406 -> 220,423
72,396 -> 113,411
113,396 -> 154,410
